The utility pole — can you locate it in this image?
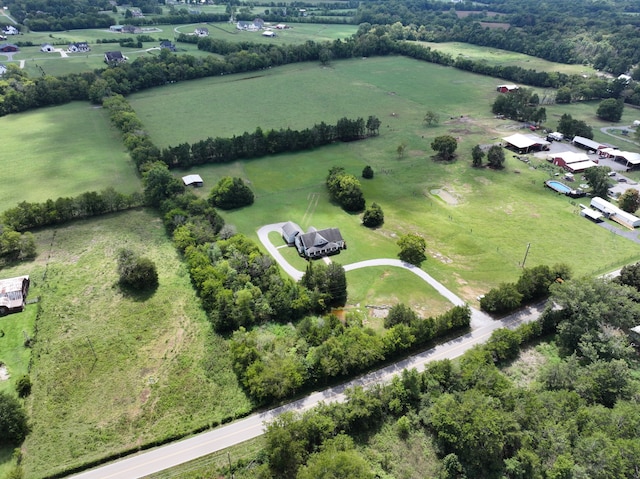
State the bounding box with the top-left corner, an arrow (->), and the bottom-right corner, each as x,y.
521,243 -> 531,268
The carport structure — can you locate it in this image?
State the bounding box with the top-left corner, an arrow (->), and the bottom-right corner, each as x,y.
503,133 -> 550,154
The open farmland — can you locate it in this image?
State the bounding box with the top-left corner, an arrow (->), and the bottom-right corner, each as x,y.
415,41 -> 599,76
0,102 -> 140,212
128,56 -> 640,300
15,209 -> 251,479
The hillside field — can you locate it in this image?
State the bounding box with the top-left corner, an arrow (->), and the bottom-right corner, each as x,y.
130,56 -> 640,301
0,102 -> 140,212
4,210 -> 251,479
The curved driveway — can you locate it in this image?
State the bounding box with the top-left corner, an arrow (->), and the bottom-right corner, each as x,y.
70,223 -> 524,478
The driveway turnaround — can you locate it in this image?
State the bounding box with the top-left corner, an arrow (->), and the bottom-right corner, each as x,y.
68,223 -> 523,478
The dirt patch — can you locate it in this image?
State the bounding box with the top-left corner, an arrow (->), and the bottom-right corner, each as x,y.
475,176 -> 493,186
0,363 -> 10,381
504,346 -> 548,387
139,388 -> 151,404
430,251 -> 453,264
430,189 -> 458,205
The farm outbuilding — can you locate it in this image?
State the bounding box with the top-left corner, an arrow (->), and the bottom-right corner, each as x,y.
590,196 -> 640,228
572,136 -> 607,152
565,160 -> 598,173
548,151 -> 589,168
611,151 -> 640,170
0,275 -> 30,316
262,30 -> 276,37
295,227 -> 346,258
503,133 -> 550,153
182,174 -> 203,187
496,84 -> 518,93
40,43 -> 55,52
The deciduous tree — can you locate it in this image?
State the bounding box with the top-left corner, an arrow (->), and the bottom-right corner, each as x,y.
362,202 -> 384,227
596,98 -> 624,122
397,233 -> 426,266
471,144 -> 484,167
0,392 -> 29,445
209,176 -> 254,210
486,145 -> 505,169
431,135 -> 457,161
583,166 -> 612,199
617,188 -> 640,213
423,110 -> 440,126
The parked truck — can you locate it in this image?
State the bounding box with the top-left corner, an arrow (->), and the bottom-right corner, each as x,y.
0,275 -> 30,316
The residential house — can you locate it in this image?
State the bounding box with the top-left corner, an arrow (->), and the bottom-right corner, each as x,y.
0,44 -> 19,53
496,84 -> 519,93
160,40 -> 176,52
109,25 -> 124,32
3,26 -> 18,35
194,27 -> 209,37
295,227 -> 346,258
236,21 -> 259,31
104,51 -> 126,64
40,43 -> 55,53
68,42 -> 90,53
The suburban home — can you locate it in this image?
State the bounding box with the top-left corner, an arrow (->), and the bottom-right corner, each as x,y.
3,26 -> 18,35
295,227 -> 346,258
502,133 -> 550,153
0,63 -> 7,76
160,40 -> 176,52
40,43 -> 55,52
182,174 -> 204,187
590,196 -> 640,229
262,30 -> 276,37
0,275 -> 30,316
194,27 -> 209,37
104,51 -> 126,64
236,21 -> 260,31
496,84 -> 518,93
281,221 -> 301,245
68,42 -> 90,53
0,44 -> 19,53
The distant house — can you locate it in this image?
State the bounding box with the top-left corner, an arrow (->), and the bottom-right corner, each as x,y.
295,227 -> 346,258
109,25 -> 124,32
182,174 -> 204,187
0,44 -> 19,53
0,63 -> 6,76
496,84 -> 518,93
40,43 -> 55,53
275,23 -> 288,29
236,20 -> 260,31
3,26 -> 18,35
68,42 -> 90,53
281,221 -> 301,245
194,27 -> 209,37
262,30 -> 276,37
160,40 -> 176,52
0,275 -> 30,316
104,51 -> 126,64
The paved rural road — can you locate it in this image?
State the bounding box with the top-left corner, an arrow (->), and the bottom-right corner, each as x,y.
69,223 -> 532,478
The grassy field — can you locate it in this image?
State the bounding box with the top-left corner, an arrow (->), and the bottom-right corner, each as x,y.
415,41 -> 598,76
0,102 -> 140,212
3,210 -> 252,479
128,57 -> 640,303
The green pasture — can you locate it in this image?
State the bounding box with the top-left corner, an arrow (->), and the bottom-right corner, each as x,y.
415,41 -> 598,76
12,209 -> 251,479
0,102 -> 140,212
145,57 -> 640,302
129,56 -> 500,147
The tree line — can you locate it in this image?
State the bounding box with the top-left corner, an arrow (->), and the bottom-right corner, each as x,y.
158,116 -> 380,169
226,273 -> 640,479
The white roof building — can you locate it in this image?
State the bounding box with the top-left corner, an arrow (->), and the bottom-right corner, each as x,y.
182,174 -> 203,186
503,133 -> 550,152
590,196 -> 640,228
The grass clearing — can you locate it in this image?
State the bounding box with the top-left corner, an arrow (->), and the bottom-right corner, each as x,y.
415,41 -> 598,76
13,209 -> 251,479
0,102 -> 140,212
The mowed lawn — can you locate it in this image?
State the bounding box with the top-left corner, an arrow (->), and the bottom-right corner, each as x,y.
16,210 -> 251,479
0,102 -> 140,212
129,56 -> 640,301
